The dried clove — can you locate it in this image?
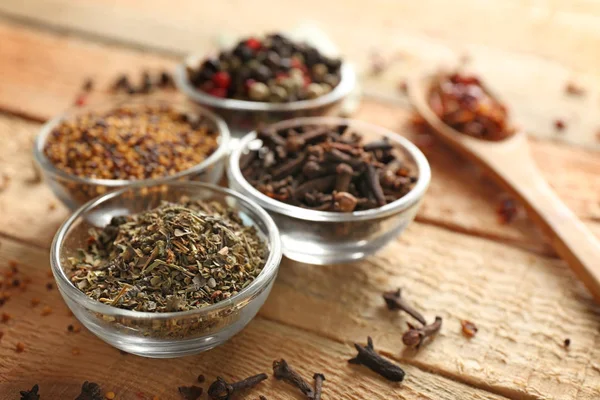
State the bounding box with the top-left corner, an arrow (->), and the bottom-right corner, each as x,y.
382,288 -> 426,325
349,337 -> 405,382
178,385 -> 203,400
207,373 -> 267,400
273,359 -> 314,398
82,78 -> 94,92
242,124 -> 417,212
158,71 -> 175,88
403,316 -> 443,349
20,384 -> 40,400
366,164 -> 386,206
75,381 -> 102,400
313,373 -> 325,400
334,163 -> 354,192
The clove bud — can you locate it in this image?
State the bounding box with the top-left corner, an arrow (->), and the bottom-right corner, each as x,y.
273,359 -> 314,398
403,316 -> 443,349
349,337 -> 405,382
207,373 -> 267,400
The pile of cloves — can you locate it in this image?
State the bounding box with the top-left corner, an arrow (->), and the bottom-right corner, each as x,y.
241,124 -> 418,212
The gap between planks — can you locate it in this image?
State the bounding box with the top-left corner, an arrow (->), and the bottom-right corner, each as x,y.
0,233 -> 519,400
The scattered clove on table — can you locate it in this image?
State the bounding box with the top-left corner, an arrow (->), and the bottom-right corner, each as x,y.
383,288 -> 426,325
207,373 -> 267,400
75,381 -> 102,400
403,316 -> 443,349
349,337 -> 405,382
313,373 -> 326,400
178,385 -> 203,400
273,359 -> 315,398
19,384 -> 40,400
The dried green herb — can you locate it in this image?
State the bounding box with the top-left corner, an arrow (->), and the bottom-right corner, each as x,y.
68,199 -> 268,312
20,384 -> 40,400
75,381 -> 102,400
178,385 -> 203,400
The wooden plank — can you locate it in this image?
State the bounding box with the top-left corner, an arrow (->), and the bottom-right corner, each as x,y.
0,115 -> 69,247
0,238 -> 509,400
261,223 -> 600,400
0,22 -> 598,253
0,21 -> 175,121
1,1 -> 600,148
1,0 -> 600,72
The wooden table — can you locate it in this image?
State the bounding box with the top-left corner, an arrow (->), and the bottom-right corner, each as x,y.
0,1 -> 599,399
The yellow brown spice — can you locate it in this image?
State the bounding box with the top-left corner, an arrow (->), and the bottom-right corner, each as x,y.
43,104 -> 219,180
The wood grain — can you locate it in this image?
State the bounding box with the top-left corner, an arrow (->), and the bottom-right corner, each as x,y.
0,22 -> 598,253
410,74 -> 600,303
0,3 -> 599,399
1,0 -> 600,148
262,223 -> 600,400
0,238 -> 509,400
0,21 -> 175,121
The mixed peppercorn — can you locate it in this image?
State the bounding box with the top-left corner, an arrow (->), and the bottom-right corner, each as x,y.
43,104 -> 219,180
187,33 -> 343,102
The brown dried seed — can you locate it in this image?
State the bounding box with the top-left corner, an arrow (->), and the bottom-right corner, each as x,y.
31,298 -> 40,307
16,342 -> 25,353
8,260 -> 18,271
565,82 -> 585,96
1,312 -> 11,322
461,320 -> 478,338
41,306 -> 52,316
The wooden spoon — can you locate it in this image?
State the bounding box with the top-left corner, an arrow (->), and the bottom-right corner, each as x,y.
409,73 -> 600,303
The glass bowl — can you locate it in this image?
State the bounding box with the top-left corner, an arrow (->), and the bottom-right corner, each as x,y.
50,182 -> 282,358
175,55 -> 356,136
33,96 -> 231,210
228,117 -> 431,265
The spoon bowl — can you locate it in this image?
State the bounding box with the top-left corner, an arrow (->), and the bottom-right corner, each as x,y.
410,72 -> 600,303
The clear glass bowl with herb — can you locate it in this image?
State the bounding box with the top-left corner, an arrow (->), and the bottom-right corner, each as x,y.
175,48 -> 356,137
34,96 -> 231,210
51,182 -> 281,358
228,117 -> 431,265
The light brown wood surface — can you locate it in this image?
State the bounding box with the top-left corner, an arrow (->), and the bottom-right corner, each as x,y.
0,2 -> 599,399
410,75 -> 600,303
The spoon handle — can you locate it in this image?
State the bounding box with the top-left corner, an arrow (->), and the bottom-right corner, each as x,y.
511,171 -> 600,302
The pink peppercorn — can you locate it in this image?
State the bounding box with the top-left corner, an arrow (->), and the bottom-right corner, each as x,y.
212,71 -> 231,89
246,38 -> 261,51
208,87 -> 227,98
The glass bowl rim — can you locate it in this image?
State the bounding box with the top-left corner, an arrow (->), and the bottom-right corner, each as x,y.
228,116 -> 431,222
50,181 -> 282,320
32,96 -> 231,187
175,56 -> 356,112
